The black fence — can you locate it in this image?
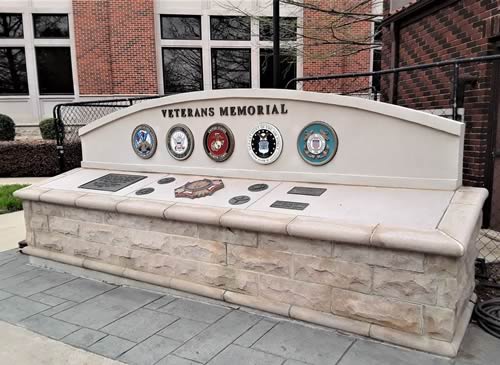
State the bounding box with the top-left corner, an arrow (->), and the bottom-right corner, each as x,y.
53,95 -> 164,172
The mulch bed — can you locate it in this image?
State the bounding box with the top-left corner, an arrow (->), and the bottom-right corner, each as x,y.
475,261 -> 500,302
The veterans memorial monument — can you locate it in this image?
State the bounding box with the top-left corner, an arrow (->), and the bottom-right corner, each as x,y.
15,90 -> 487,356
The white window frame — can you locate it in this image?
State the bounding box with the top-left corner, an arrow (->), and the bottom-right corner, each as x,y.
0,2 -> 79,120
155,2 -> 303,94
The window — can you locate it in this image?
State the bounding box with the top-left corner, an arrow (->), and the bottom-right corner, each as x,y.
33,14 -> 69,38
372,49 -> 382,93
163,48 -> 203,93
390,0 -> 413,12
259,17 -> 297,41
35,47 -> 74,94
260,49 -> 297,89
161,15 -> 201,40
211,48 -> 251,89
0,13 -> 23,38
0,47 -> 28,95
210,16 -> 250,40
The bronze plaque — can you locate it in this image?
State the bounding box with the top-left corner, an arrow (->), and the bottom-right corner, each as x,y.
79,174 -> 147,192
287,187 -> 326,197
270,200 -> 309,211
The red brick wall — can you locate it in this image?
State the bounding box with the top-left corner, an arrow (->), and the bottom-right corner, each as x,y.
303,0 -> 372,92
381,0 -> 500,187
73,0 -> 157,95
73,0 -> 113,94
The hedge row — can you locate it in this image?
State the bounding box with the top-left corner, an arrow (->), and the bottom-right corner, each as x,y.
0,140 -> 82,177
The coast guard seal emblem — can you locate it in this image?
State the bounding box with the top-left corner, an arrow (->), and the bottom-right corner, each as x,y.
131,124 -> 157,159
297,122 -> 338,166
167,124 -> 194,161
248,123 -> 283,164
204,124 -> 234,162
175,179 -> 224,199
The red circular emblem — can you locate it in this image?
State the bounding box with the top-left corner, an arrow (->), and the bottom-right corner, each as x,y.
204,124 -> 234,162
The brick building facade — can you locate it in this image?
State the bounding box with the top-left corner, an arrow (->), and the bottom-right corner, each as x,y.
380,0 -> 500,225
0,0 -> 375,130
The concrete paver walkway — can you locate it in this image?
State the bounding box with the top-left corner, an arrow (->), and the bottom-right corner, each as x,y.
0,249 -> 496,365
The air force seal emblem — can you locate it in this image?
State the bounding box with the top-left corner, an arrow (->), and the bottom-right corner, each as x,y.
247,123 -> 283,165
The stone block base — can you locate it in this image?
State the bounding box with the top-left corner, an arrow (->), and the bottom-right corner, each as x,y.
20,200 -> 481,357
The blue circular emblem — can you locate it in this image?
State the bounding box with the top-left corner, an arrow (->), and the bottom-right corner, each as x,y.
132,124 -> 157,159
297,122 -> 338,166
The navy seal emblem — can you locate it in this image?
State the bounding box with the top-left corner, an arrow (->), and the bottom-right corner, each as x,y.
175,179 -> 224,199
248,123 -> 283,164
167,124 -> 194,161
131,124 -> 157,159
297,122 -> 338,166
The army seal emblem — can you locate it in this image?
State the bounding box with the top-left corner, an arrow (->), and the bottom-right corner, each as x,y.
167,124 -> 194,161
131,124 -> 157,159
297,122 -> 338,166
247,123 -> 283,164
204,124 -> 234,162
175,179 -> 224,199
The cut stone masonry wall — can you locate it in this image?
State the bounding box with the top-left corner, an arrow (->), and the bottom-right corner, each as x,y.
21,198 -> 480,356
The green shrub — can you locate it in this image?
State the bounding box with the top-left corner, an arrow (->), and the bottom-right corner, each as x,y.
39,118 -> 63,140
0,114 -> 15,141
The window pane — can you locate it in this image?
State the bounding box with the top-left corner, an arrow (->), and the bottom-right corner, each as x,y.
210,16 -> 250,40
259,17 -> 297,41
35,47 -> 74,95
0,14 -> 23,38
33,14 -> 69,38
161,15 -> 201,40
211,48 -> 251,89
372,49 -> 382,92
0,47 -> 28,95
163,48 -> 203,93
260,48 -> 297,89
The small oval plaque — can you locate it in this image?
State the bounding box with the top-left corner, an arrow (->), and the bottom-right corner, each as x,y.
229,195 -> 251,205
248,183 -> 269,192
136,187 -> 155,195
158,177 -> 176,185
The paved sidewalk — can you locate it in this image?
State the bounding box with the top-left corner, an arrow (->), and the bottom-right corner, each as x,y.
0,211 -> 25,252
0,249 -> 496,365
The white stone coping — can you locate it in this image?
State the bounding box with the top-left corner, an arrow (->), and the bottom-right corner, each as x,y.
15,179 -> 488,257
78,89 -> 464,137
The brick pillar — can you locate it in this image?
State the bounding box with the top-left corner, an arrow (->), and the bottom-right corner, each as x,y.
302,0 -> 372,92
73,0 -> 157,95
73,0 -> 113,94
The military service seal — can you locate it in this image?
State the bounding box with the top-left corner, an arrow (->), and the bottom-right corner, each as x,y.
166,124 -> 194,161
247,123 -> 283,164
175,178 -> 224,199
131,124 -> 157,159
204,123 -> 234,162
297,122 -> 338,166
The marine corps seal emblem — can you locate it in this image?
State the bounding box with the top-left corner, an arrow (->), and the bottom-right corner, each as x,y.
297,122 -> 338,166
174,179 -> 224,199
166,124 -> 194,161
131,124 -> 157,159
247,123 -> 283,165
204,124 -> 234,162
